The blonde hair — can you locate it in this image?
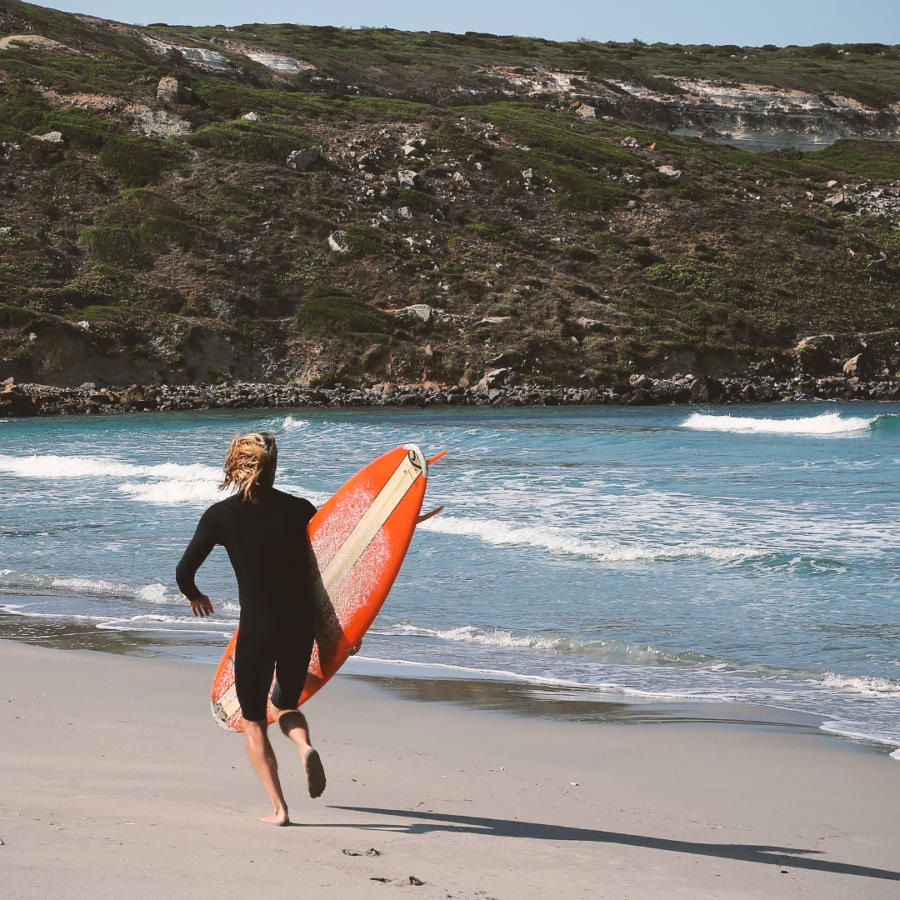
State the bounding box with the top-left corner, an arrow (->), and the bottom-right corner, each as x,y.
220,432 -> 278,502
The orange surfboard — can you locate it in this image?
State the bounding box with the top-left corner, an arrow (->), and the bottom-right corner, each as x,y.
210,443 -> 435,732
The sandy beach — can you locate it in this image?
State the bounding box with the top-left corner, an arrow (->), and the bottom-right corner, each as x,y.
1,638 -> 898,899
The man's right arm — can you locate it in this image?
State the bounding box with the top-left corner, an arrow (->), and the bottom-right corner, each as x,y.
176,507 -> 218,610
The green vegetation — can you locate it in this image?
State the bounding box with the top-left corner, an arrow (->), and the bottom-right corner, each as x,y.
0,90 -> 182,185
211,183 -> 281,217
99,135 -> 183,187
342,225 -> 391,259
186,118 -> 316,162
479,103 -> 635,210
808,139 -> 900,180
0,304 -> 37,328
79,226 -> 154,269
77,305 -> 135,323
465,222 -> 525,244
396,188 -> 439,212
296,291 -> 394,336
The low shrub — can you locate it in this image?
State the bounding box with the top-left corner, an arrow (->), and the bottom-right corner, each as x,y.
186,119 -> 315,162
296,292 -> 394,336
79,226 -> 154,270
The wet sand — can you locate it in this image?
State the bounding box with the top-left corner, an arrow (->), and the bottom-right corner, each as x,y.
1,638 -> 898,899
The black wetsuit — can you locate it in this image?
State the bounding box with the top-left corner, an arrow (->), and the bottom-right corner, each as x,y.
176,487 -> 317,722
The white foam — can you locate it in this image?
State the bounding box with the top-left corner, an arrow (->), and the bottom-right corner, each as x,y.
418,514 -> 762,563
681,412 -> 875,436
281,416 -> 310,430
117,479 -> 221,506
383,623 -> 579,653
0,569 -> 184,607
0,452 -> 230,506
0,453 -> 221,481
820,721 -> 900,758
820,672 -> 900,698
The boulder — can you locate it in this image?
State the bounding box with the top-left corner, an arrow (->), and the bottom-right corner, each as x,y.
397,169 -> 423,188
129,105 -> 192,137
689,375 -> 725,403
286,147 -> 324,171
328,230 -> 349,253
842,351 -> 875,378
31,131 -> 63,143
824,191 -> 850,210
522,168 -> 541,191
156,76 -> 191,104
0,384 -> 38,417
793,334 -> 839,376
401,138 -> 430,157
657,165 -> 682,180
476,368 -> 510,392
401,304 -> 433,323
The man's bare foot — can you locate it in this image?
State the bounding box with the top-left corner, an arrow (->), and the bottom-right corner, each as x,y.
304,748 -> 326,799
260,810 -> 290,826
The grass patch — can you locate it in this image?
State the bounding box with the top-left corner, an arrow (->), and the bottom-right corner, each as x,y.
396,188 -> 438,212
79,226 -> 154,270
465,222 -> 524,244
99,135 -> 182,187
343,225 -> 391,259
0,303 -> 38,328
185,119 -> 316,161
479,103 -> 634,210
296,291 -> 394,336
211,183 -> 281,217
807,139 -> 900,180
77,304 -> 134,323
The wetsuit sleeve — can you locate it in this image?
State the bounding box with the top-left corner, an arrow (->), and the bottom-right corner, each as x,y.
176,506 -> 219,600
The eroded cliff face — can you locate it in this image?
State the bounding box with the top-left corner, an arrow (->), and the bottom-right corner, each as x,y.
480,66 -> 900,150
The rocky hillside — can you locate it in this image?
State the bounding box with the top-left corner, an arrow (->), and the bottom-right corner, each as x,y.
1,0 -> 899,390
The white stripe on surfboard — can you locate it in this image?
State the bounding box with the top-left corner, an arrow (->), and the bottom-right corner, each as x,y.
316,451 -> 421,596
213,449 -> 423,725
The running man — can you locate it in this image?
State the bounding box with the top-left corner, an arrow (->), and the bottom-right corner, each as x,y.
176,431 -> 326,825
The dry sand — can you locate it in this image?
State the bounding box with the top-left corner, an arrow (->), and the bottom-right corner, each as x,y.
1,638 -> 898,899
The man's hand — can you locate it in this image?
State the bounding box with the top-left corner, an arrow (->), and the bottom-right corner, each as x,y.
189,594 -> 214,617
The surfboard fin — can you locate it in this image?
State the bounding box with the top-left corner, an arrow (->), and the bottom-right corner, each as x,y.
427,449 -> 448,465
416,505 -> 444,524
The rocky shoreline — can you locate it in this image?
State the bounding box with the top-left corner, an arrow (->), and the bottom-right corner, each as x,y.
2,371 -> 900,418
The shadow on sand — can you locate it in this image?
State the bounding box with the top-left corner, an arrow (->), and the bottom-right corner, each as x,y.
326,805 -> 900,883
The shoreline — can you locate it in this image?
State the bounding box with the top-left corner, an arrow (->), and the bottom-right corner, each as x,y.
2,625 -> 897,763
2,371 -> 900,417
2,638 -> 899,899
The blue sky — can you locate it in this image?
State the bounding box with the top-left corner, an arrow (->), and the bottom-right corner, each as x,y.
40,0 -> 899,45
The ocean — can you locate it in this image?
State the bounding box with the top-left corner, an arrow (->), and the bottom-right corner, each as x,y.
1,403 -> 898,757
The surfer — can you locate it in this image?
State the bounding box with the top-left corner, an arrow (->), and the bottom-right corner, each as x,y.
176,431 -> 327,825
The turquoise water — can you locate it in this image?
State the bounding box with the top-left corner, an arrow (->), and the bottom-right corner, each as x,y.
1,403 -> 898,755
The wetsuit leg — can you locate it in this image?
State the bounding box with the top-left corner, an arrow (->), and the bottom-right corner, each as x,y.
234,627 -> 276,723
270,623 -> 315,711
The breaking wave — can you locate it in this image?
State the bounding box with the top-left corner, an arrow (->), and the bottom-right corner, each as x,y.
681,412 -> 898,436
0,569 -> 182,605
418,514 -> 763,563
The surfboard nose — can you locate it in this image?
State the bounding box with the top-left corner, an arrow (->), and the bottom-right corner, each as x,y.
402,443 -> 428,478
